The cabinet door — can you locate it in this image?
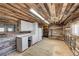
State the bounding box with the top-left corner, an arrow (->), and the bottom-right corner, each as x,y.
38,28 -> 42,41
22,37 -> 28,51
32,34 -> 37,44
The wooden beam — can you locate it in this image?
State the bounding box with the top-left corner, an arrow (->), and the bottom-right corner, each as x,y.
60,3 -> 79,24
0,4 -> 36,22
16,3 -> 45,24
7,4 -> 37,22
63,11 -> 79,24
55,3 -> 63,17
38,3 -> 50,17
26,3 -> 49,22
0,17 -> 17,24
47,3 -> 56,23
59,3 -> 68,23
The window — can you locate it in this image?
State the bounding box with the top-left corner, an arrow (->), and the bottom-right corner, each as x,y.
0,24 -> 15,32
0,27 -> 5,32
72,23 -> 79,36
8,28 -> 13,32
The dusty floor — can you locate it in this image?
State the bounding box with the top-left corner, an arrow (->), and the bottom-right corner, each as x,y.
8,38 -> 73,56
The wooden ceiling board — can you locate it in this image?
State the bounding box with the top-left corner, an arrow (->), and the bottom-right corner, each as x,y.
0,3 -> 79,25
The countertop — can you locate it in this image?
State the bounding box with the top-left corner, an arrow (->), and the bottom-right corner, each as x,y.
16,32 -> 34,37
0,32 -> 34,41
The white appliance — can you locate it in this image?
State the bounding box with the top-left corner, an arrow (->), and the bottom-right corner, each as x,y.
16,36 -> 28,52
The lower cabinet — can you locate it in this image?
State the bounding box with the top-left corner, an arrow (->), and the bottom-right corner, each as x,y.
16,37 -> 28,52
32,28 -> 43,44
32,34 -> 38,44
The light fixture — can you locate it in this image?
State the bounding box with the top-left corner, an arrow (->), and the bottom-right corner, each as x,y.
30,8 -> 49,24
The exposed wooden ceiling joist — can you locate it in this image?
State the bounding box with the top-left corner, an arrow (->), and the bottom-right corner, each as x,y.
0,3 -> 79,26
0,4 -> 37,23
60,3 -> 79,24
63,11 -> 79,25
26,3 -> 49,22
58,3 -> 68,23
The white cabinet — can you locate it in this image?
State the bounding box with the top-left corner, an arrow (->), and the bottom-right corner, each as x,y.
38,28 -> 43,41
32,23 -> 39,44
22,37 -> 28,51
16,36 -> 28,52
32,34 -> 37,44
18,21 -> 43,46
20,20 -> 33,31
32,23 -> 43,44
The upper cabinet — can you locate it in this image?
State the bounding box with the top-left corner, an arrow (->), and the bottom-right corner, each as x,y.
20,20 -> 33,31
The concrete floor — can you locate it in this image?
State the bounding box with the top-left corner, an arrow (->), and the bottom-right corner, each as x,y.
8,38 -> 73,56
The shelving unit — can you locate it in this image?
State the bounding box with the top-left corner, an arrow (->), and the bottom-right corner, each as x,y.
0,37 -> 16,56
63,26 -> 79,56
49,26 -> 64,40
